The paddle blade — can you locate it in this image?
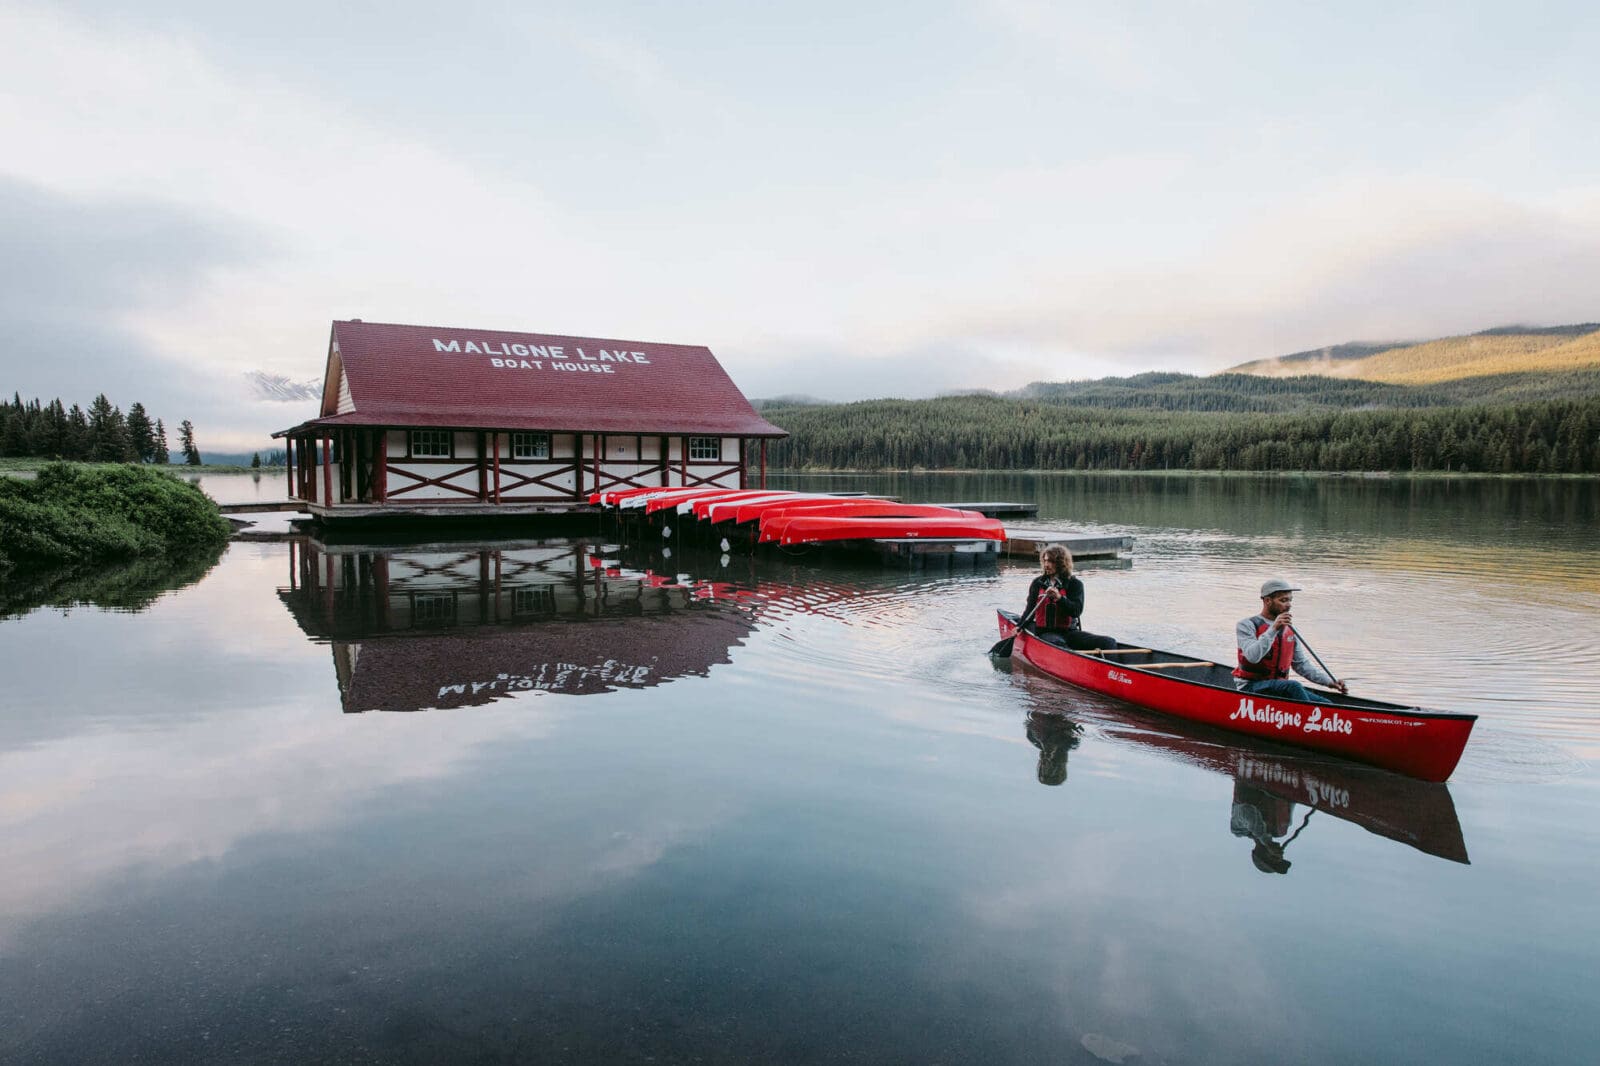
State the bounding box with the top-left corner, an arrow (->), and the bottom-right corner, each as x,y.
989,634 -> 1016,657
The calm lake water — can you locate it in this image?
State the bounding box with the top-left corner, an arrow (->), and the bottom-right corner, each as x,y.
2,472 -> 1597,1065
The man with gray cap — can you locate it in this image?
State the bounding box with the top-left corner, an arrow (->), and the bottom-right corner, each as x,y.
1234,578 -> 1347,702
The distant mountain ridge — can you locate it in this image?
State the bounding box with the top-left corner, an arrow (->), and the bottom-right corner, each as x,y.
1227,323 -> 1600,383
247,370 -> 321,402
1237,340 -> 1405,376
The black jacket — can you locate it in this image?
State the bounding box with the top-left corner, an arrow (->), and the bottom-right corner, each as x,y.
1023,574 -> 1084,630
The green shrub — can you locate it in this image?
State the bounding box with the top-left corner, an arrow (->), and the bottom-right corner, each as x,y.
0,463 -> 230,573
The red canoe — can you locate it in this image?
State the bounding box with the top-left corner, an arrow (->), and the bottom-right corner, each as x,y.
995,610 -> 1476,782
758,503 -> 982,542
780,514 -> 1006,545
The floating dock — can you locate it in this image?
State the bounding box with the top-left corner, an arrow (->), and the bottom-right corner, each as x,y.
1001,529 -> 1134,560
932,501 -> 1039,518
220,501 -> 309,514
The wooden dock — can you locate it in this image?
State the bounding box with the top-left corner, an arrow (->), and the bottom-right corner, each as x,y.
1002,529 -> 1133,560
219,501 -> 308,514
934,501 -> 1039,518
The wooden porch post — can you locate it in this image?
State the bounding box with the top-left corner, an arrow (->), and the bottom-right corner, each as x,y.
477,431 -> 488,502
761,439 -> 768,489
285,438 -> 295,498
593,434 -> 601,494
374,429 -> 387,503
492,432 -> 501,504
680,436 -> 688,486
321,433 -> 333,507
739,437 -> 747,488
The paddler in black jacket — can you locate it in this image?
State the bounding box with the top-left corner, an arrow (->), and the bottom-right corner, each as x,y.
1021,545 -> 1116,651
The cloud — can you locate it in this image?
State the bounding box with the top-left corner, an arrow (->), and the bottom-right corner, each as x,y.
926,178 -> 1600,371
0,173 -> 269,416
4,2 -> 1600,425
731,334 -> 1062,403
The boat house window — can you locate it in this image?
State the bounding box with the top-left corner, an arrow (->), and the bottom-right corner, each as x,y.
410,591 -> 457,627
411,430 -> 452,458
512,432 -> 551,460
689,436 -> 721,461
512,586 -> 556,616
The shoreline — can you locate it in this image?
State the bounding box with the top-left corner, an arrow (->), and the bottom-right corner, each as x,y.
771,467 -> 1600,481
0,459 -> 288,474
5,459 -> 1592,481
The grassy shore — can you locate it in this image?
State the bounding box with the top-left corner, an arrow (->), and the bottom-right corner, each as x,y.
774,467 -> 1600,480
0,458 -> 287,473
0,463 -> 232,574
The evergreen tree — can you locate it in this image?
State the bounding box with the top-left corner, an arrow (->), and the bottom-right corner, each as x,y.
179,419 -> 202,465
250,452 -> 262,468
65,404 -> 90,460
1,393 -> 27,456
87,394 -> 131,461
153,419 -> 170,464
125,402 -> 156,463
107,403 -> 134,461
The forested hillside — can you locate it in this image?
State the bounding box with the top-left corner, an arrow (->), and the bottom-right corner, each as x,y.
1007,368 -> 1600,412
759,374 -> 1600,474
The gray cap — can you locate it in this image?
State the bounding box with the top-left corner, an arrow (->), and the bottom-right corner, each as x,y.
1259,578 -> 1300,597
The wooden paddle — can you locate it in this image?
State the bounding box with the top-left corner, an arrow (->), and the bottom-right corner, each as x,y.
1288,625 -> 1347,693
989,597 -> 1050,657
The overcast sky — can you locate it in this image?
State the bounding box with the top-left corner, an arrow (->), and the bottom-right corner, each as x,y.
4,1 -> 1599,449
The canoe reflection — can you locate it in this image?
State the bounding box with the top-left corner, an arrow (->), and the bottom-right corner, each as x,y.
278,539 -> 758,712
1016,690 -> 1469,869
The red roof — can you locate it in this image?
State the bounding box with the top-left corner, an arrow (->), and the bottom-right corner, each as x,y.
277,320 -> 786,437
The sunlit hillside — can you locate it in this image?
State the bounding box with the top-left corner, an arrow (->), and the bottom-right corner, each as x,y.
1333,328 -> 1600,384
1230,325 -> 1600,384
1227,341 -> 1399,378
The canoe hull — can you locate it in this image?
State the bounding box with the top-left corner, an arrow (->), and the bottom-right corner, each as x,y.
997,611 -> 1475,782
781,515 -> 1005,545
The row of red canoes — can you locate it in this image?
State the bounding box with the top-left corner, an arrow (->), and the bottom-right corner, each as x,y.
590,486 -> 1006,546
995,611 -> 1477,782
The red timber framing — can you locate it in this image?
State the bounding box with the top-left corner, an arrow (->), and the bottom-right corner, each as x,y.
284,427 -> 760,510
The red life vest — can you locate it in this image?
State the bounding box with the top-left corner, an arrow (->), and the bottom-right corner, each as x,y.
1234,616 -> 1295,681
1032,578 -> 1080,631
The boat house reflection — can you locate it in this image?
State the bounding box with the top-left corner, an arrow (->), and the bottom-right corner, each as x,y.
279,539 -> 758,712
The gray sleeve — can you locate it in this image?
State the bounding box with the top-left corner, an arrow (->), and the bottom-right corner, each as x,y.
1237,618 -> 1275,663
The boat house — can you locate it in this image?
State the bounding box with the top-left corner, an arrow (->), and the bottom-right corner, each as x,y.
273,319 -> 787,518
